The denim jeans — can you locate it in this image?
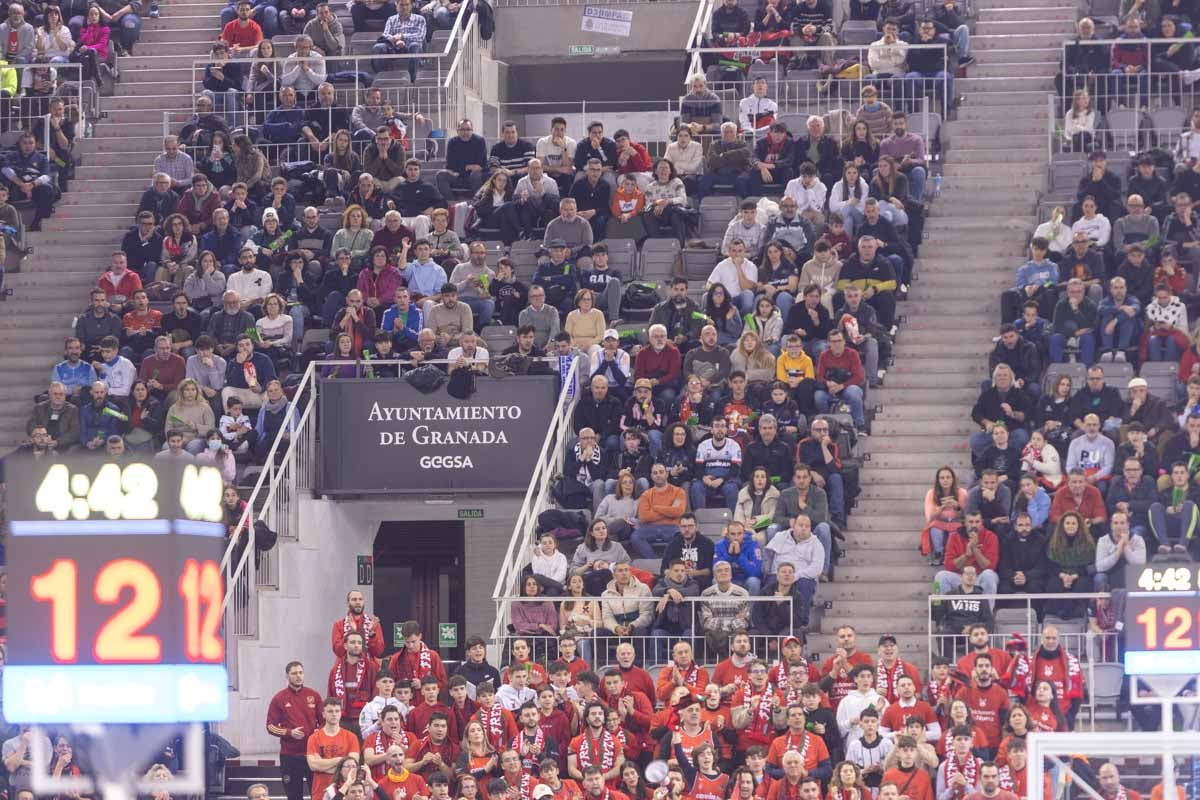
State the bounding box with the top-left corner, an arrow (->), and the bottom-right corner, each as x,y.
630,523 -> 678,559
774,290 -> 795,322
935,568 -> 999,597
904,164 -> 927,203
814,384 -> 865,428
1148,334 -> 1181,362
1048,331 -> 1096,365
731,289 -> 756,315
373,38 -> 422,80
1099,314 -> 1139,352
461,295 -> 495,331
689,477 -> 740,511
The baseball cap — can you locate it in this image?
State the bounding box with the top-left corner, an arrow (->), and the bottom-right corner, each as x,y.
534,786 -> 554,800
878,634 -> 898,645
548,238 -> 568,249
634,378 -> 653,389
781,635 -> 803,648
603,328 -> 619,341
1128,377 -> 1148,389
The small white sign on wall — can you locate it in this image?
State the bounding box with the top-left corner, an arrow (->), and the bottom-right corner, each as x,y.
581,6 -> 633,37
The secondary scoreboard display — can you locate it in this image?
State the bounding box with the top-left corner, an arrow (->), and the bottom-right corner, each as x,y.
5,458 -> 230,724
1124,562 -> 1200,676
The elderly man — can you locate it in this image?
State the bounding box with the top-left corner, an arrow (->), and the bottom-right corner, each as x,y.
0,4 -> 35,63
28,382 -> 81,450
1048,277 -> 1098,365
698,121 -> 752,200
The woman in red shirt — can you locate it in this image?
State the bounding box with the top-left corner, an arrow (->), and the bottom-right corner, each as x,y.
936,700 -> 988,759
1029,681 -> 1067,732
995,704 -> 1031,767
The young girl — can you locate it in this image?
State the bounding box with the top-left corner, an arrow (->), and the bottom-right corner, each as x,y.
1063,89 -> 1095,153
937,700 -> 988,758
1020,429 -> 1064,490
1029,680 -> 1067,733
826,761 -> 867,800
759,381 -> 802,443
923,466 -> 966,565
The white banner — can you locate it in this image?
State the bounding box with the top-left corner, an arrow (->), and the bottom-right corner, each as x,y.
581,5 -> 633,36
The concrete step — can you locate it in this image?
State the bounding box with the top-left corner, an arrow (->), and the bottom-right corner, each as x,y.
923,215 -> 1036,233
892,328 -> 999,345
873,399 -> 983,418
847,512 -> 952,533
944,118 -> 1046,136
867,452 -> 973,470
840,532 -> 923,550
949,131 -> 1047,149
115,80 -> 194,98
974,18 -> 1076,34
974,46 -> 1064,63
951,146 -> 1046,164
817,614 -> 928,635
815,580 -> 929,602
977,5 -> 1077,20
59,190 -> 143,207
53,202 -> 140,219
942,160 -> 1046,176
961,88 -> 1054,107
863,432 -> 973,452
104,94 -> 195,112
959,75 -> 1057,93
826,563 -> 937,583
974,32 -> 1068,49
967,60 -> 1060,78
121,67 -> 197,85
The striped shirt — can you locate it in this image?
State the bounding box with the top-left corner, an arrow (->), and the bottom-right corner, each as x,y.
154,151 -> 194,184
382,11 -> 426,46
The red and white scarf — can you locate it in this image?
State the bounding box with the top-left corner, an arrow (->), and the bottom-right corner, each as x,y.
769,658 -> 810,690
334,657 -> 366,702
578,730 -> 617,773
511,727 -> 546,758
926,678 -> 953,709
345,612 -> 374,645
781,732 -> 811,765
480,703 -> 506,747
505,772 -> 534,800
373,729 -> 411,757
945,756 -> 979,798
742,685 -> 775,739
876,659 -> 906,700
677,662 -> 702,689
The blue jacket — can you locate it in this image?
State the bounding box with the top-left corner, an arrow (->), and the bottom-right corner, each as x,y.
1106,476 -> 1158,528
79,401 -> 124,445
1011,487 -> 1051,529
1098,294 -> 1142,326
200,226 -> 244,266
534,259 -> 578,292
51,359 -> 97,394
379,303 -> 423,349
713,531 -> 763,582
224,351 -> 277,390
1013,259 -> 1059,290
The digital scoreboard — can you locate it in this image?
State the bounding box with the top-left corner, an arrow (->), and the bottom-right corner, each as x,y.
4,458 -> 230,724
1123,562 -> 1200,676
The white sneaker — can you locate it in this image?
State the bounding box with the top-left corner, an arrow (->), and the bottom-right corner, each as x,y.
1114,350 -> 1127,362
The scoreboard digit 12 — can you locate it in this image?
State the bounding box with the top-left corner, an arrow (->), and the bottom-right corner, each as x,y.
1123,562 -> 1200,676
4,458 -> 230,724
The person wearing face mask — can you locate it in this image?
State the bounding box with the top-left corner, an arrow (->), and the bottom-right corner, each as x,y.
195,428 -> 237,480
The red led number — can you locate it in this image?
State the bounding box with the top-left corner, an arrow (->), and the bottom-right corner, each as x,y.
30,557 -> 224,664
179,560 -> 225,661
1136,606 -> 1198,650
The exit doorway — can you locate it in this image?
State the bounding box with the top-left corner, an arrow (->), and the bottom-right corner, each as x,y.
373,521 -> 466,662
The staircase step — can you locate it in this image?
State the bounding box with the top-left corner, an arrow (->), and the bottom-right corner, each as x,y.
817,615 -> 927,635
974,46 -> 1064,62
967,61 -> 1060,78
959,75 -> 1058,92
974,18 -> 1076,34
973,33 -> 1069,49
977,5 -> 1076,19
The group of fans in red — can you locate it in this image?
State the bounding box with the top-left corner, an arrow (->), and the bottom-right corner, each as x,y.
263,592 -> 1103,800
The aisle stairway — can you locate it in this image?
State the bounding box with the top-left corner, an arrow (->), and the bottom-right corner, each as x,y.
0,0 -> 222,447
814,0 -> 1073,662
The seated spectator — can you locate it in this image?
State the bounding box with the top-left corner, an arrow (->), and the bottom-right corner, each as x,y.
968,470 -> 1012,540
52,337 -> 97,400
652,558 -> 700,646
760,516 -> 823,629
97,252 -> 143,315
1011,472 -> 1051,531
683,325 -> 732,394
255,293 -> 294,358
601,561 -> 654,640
1061,89 -> 1094,152
1149,461 -> 1200,555
854,85 -> 893,142
1050,468 -> 1107,530
731,329 -> 777,391
1066,413 -> 1115,493
698,122 -> 752,200
1048,278 -> 1098,365
253,379 -> 295,461
187,335 -> 227,409
158,213 -> 201,283
1005,237 -> 1059,323
739,122 -> 795,197
974,424 -> 1022,486
29,381 -> 81,450
933,565 -> 993,634
679,74 -> 723,137
924,465 -> 967,564
79,380 -> 125,450
165,377 -> 216,453
988,324 -> 1042,398
998,510 -> 1049,595
222,333 -> 275,410
1075,150 -> 1122,222
120,290 -> 162,364
533,116 -> 577,197
569,159 -> 612,242
1097,276 -> 1141,358
1059,233 -> 1104,303
1113,195 -> 1159,266
704,285 -> 744,349
1129,156 -> 1169,223
635,324 -> 683,405
304,3 -> 343,57
573,519 -> 630,595
629,461 -> 688,559
1021,429 -> 1063,490
934,510 -> 1000,596
565,288 -> 606,357
511,575 -> 558,638
664,127 -> 702,195
1093,510 -> 1145,591
1145,282 -> 1189,362
137,334 -> 186,400
714,519 -> 763,594
970,364 -> 1031,464
1043,511 -> 1096,619
814,330 -> 867,432
691,417 -> 743,512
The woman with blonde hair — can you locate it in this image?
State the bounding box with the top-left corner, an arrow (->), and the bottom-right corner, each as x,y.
1063,89 -> 1095,153
332,203 -> 374,265
166,378 -> 215,453
730,328 -> 777,393
565,288 -> 607,356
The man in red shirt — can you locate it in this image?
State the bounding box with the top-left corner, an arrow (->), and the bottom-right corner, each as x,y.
97,251 -> 143,312
364,706 -> 412,779
655,641 -> 710,703
814,329 -> 867,431
935,511 -> 1000,597
122,289 -> 163,360
879,675 -> 937,742
332,590 -> 385,659
955,626 -> 1010,679
535,687 -> 572,772
219,0 -> 263,56
405,711 -> 458,781
954,654 -> 1009,758
997,740 -> 1050,799
712,631 -> 755,697
138,336 -> 186,400
819,625 -> 873,711
769,636 -> 821,689
766,705 -> 831,779
766,764 -> 820,800
881,736 -> 933,800
612,643 -> 655,702
730,660 -> 780,755
329,632 -> 377,737
389,621 -> 448,691
306,697 -> 361,800
553,634 -> 590,683
567,702 -> 624,784
965,762 -> 1018,800
633,325 -> 682,405
875,635 -> 922,704
1049,469 -> 1108,527
580,766 -> 630,800
266,660 -> 322,800
600,670 -> 653,753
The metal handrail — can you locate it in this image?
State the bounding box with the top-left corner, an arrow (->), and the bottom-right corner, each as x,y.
488,356 -> 583,653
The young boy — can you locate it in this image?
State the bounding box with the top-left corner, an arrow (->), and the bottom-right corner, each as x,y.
219,396 -> 256,454
845,706 -> 893,789
1014,300 -> 1049,355
760,381 -> 803,445
819,214 -> 851,260
367,330 -> 402,378
428,208 -> 463,267
554,634 -> 590,682
801,683 -> 842,765
490,257 -> 528,326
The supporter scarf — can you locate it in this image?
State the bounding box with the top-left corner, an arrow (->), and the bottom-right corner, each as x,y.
769,658 -> 810,689
998,766 -> 1018,793
506,772 -> 534,800
511,727 -> 546,758
411,643 -> 434,678
578,730 -> 617,773
945,756 -> 978,798
781,732 -> 810,765
743,685 -> 774,738
480,703 -> 506,747
374,729 -> 410,757
334,657 -> 366,703
876,659 -> 905,700
678,662 -> 701,689
345,612 -> 375,646
926,678 -> 953,709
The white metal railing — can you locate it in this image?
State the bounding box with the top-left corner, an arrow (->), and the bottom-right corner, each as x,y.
496,595 -> 796,669
219,359 -> 319,687
488,355 -> 583,652
684,43 -> 953,123
0,62 -> 92,146
685,0 -> 715,54
927,591 -> 1117,730
1055,37 -> 1198,155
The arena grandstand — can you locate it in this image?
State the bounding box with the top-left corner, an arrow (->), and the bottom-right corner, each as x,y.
0,0 -> 1198,797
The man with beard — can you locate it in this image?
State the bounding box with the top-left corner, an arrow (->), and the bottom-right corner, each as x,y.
332,590 -> 384,659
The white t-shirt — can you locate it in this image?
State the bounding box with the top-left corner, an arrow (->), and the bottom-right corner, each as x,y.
448,345 -> 490,365
226,268 -> 274,303
707,257 -> 758,293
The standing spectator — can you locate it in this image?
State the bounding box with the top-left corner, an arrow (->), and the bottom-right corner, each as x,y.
267,662 -> 323,800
